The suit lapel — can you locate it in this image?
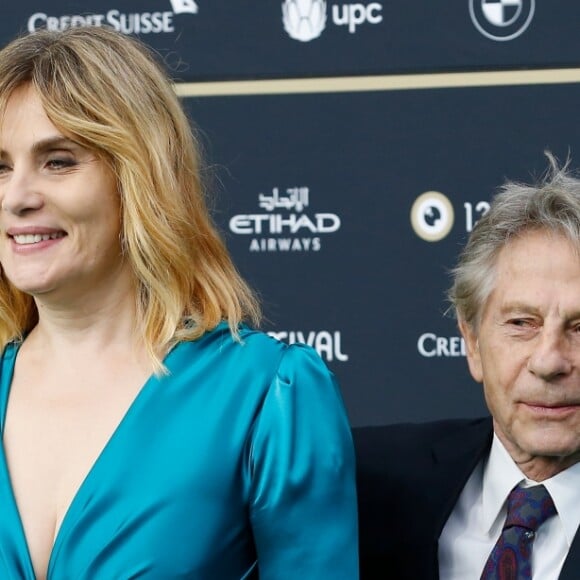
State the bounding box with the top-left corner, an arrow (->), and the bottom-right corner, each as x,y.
559,528 -> 580,579
431,418 -> 493,533
428,418 -> 494,578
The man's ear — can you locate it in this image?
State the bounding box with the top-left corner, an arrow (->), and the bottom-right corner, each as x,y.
458,318 -> 483,383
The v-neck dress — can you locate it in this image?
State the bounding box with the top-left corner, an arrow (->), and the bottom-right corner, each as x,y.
0,323 -> 358,579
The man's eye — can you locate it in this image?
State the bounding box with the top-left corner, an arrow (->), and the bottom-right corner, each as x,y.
0,163 -> 11,175
509,319 -> 533,327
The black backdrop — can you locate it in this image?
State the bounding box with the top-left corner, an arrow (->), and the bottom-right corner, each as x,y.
3,1 -> 580,426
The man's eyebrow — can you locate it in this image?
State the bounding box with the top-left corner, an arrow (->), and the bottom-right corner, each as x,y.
499,302 -> 540,316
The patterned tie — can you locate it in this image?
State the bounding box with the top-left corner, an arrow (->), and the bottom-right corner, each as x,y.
480,483 -> 557,580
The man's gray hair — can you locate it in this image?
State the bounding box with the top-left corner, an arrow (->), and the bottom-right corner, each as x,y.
449,153 -> 580,328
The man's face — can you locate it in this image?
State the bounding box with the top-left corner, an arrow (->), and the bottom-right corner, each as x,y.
461,229 -> 580,478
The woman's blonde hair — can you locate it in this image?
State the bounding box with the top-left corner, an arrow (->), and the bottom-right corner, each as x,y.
0,26 -> 260,370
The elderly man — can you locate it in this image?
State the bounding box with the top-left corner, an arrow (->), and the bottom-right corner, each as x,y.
355,156 -> 580,579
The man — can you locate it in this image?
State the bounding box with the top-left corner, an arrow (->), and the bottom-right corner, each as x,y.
355,156 -> 580,579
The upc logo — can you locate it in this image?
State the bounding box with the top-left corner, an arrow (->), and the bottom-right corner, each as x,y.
169,0 -> 199,14
469,0 -> 535,41
282,0 -> 327,42
282,1 -> 383,42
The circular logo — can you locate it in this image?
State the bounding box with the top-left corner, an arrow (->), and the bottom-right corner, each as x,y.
411,191 -> 455,242
469,0 -> 534,41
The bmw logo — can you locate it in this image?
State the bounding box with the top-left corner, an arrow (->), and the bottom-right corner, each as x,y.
469,0 -> 535,41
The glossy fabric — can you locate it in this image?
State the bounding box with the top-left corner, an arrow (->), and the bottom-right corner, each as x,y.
0,324 -> 358,579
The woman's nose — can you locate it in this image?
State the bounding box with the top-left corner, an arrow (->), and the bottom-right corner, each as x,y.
0,167 -> 44,216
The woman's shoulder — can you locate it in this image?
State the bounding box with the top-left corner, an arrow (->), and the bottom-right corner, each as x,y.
178,322 -> 329,380
216,323 -> 327,367
228,325 -> 337,393
195,322 -> 286,356
0,340 -> 20,365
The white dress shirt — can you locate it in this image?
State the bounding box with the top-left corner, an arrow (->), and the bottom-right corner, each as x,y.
438,434 -> 580,579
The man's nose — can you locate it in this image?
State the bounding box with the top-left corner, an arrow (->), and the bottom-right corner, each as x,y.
527,328 -> 573,380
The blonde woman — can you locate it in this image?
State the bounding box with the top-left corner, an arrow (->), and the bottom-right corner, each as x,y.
0,27 -> 358,579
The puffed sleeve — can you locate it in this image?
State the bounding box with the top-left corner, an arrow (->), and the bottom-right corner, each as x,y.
244,343 -> 359,579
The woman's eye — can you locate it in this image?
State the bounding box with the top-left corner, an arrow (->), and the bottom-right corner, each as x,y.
0,163 -> 10,174
46,158 -> 76,170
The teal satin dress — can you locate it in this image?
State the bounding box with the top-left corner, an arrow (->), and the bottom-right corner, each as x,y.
0,323 -> 358,579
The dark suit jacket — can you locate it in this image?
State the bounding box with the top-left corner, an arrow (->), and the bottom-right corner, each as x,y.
353,418 -> 580,579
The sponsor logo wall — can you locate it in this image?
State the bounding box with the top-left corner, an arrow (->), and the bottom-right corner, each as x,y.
3,1 -> 579,79
187,85 -> 580,426
1,2 -> 579,426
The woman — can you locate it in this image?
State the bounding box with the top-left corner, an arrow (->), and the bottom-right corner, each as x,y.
0,27 -> 358,579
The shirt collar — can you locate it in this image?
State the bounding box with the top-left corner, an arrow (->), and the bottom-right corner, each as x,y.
543,462 -> 580,546
481,434 -> 523,534
481,433 -> 580,546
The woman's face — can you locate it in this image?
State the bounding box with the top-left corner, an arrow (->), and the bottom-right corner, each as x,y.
0,84 -> 129,303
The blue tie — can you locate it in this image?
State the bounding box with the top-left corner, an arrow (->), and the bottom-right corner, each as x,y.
480,483 -> 557,580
